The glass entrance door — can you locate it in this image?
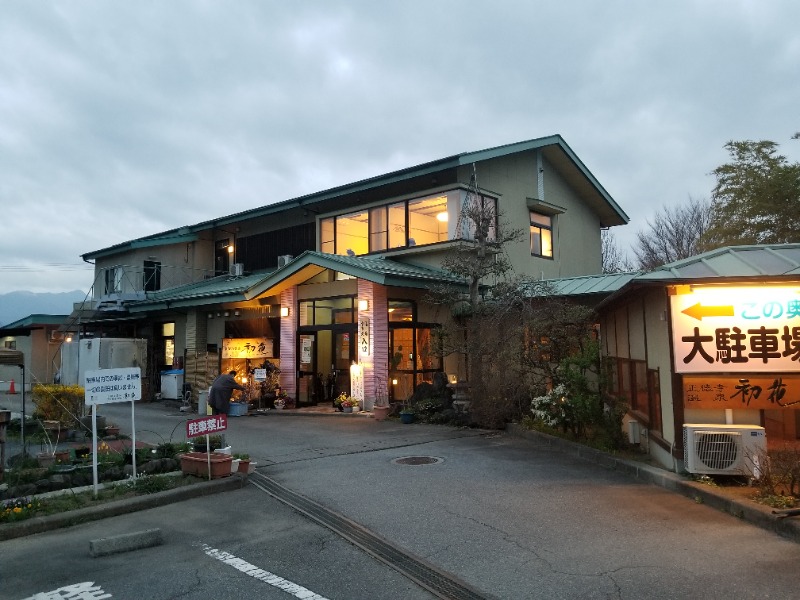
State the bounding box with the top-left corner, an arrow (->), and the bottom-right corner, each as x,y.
296,327 -> 355,406
332,330 -> 353,404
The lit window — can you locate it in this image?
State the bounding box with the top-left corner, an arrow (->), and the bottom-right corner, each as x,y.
370,206 -> 388,252
320,218 -> 334,253
408,196 -> 448,246
335,210 -> 368,256
530,211 -> 553,258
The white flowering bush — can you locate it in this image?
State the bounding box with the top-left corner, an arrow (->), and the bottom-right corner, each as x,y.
530,384 -> 570,429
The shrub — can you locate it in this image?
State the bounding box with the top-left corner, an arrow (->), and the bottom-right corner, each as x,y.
31,384 -> 85,427
754,444 -> 800,505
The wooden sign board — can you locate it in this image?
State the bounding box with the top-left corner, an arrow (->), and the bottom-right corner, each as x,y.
683,374 -> 800,410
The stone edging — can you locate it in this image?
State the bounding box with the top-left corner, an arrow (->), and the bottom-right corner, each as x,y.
0,474 -> 245,541
505,423 -> 800,544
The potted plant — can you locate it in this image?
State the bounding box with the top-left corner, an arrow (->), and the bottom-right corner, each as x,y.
340,395 -> 358,413
274,391 -> 287,410
372,378 -> 391,421
234,452 -> 252,474
334,392 -> 347,412
35,419 -> 60,467
399,404 -> 415,424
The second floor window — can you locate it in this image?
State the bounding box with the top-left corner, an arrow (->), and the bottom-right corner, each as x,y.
530,211 -> 553,258
320,190 -> 495,256
104,266 -> 123,294
143,260 -> 161,292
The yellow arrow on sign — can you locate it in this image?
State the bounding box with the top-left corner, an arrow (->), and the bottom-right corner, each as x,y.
681,302 -> 734,321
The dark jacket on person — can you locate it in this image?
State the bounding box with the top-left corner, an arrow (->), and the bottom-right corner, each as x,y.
209,373 -> 245,414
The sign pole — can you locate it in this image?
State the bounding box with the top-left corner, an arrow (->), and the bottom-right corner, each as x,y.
92,405 -> 98,497
84,367 -> 143,498
206,434 -> 211,480
131,400 -> 137,482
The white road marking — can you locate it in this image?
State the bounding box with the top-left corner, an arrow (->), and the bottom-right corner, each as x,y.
20,581 -> 111,599
201,544 -> 330,600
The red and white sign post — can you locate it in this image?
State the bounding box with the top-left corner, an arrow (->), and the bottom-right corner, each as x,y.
186,414 -> 228,480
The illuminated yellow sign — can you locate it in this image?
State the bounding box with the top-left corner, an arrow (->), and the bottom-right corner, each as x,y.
671,285 -> 800,374
222,337 -> 273,359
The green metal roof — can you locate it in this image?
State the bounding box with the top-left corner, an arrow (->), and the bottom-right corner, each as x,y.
635,243 -> 800,281
539,272 -> 640,296
0,314 -> 69,329
83,135 -> 628,260
129,251 -> 465,311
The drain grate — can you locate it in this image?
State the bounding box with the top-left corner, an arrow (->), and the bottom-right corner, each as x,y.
393,456 -> 444,466
249,472 -> 488,600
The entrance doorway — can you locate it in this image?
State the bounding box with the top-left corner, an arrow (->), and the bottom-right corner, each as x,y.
297,326 -> 356,406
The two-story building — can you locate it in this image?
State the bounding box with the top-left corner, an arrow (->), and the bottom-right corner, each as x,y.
68,136 -> 628,409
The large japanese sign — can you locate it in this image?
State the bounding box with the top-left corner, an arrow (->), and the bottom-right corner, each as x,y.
671,285 -> 800,374
222,337 -> 273,359
683,374 -> 800,410
85,368 -> 142,405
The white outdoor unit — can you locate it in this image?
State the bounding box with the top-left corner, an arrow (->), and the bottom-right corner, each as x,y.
683,424 -> 766,476
229,263 -> 244,276
277,254 -> 293,268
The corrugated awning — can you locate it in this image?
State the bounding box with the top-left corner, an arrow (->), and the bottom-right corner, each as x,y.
0,349 -> 24,366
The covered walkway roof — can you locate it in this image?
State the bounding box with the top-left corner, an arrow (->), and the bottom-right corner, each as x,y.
128,251 -> 467,311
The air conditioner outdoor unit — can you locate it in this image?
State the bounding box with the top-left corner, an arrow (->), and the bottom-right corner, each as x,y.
683,424 -> 766,477
277,255 -> 294,268
229,263 -> 244,276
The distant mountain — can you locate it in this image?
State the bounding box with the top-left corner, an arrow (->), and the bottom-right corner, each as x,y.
0,290 -> 88,327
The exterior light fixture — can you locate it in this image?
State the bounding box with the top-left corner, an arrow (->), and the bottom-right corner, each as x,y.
436,211 -> 448,222
358,299 -> 369,311
234,310 -> 240,317
224,311 -> 230,317
392,378 -> 398,385
227,245 -> 234,254
208,313 -> 214,319
280,306 -> 290,318
65,334 -> 73,343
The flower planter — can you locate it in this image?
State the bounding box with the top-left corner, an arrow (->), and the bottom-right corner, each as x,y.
237,459 -> 251,474
400,412 -> 415,424
372,406 -> 391,421
37,453 -> 55,468
180,452 -> 232,479
342,406 -> 353,413
228,402 -> 249,417
54,450 -> 71,464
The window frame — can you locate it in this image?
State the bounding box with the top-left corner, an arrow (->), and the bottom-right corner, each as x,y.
530,211 -> 554,258
319,189 -> 497,257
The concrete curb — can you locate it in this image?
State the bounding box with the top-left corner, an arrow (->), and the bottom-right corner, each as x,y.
506,423 -> 800,544
89,527 -> 164,557
0,474 -> 245,541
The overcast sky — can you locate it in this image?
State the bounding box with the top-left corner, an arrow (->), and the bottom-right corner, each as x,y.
1,1 -> 798,294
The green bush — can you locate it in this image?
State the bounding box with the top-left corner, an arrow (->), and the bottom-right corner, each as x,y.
31,384 -> 85,426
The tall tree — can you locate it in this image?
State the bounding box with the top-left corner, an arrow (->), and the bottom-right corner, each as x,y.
430,165 -> 525,426
703,139 -> 800,248
633,196 -> 713,270
601,229 -> 635,273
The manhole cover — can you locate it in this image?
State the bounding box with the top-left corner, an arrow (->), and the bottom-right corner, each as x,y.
392,456 -> 444,466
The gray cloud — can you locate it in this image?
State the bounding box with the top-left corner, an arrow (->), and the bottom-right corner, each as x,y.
1,1 -> 798,293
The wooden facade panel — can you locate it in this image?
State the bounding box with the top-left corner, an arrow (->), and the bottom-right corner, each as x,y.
279,286 -> 297,396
